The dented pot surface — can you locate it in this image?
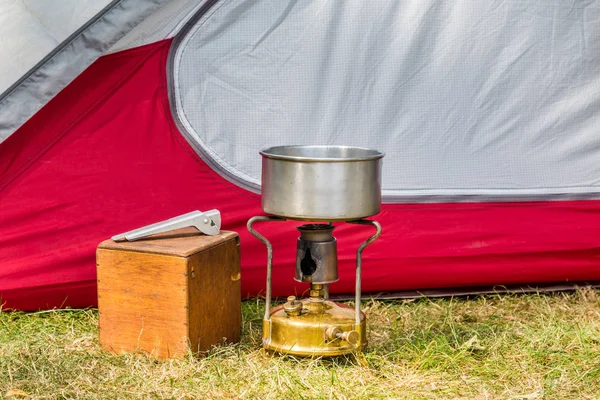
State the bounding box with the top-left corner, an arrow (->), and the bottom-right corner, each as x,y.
260,145 -> 384,221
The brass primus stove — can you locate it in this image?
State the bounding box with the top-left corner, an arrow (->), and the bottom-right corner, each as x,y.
248,145 -> 384,356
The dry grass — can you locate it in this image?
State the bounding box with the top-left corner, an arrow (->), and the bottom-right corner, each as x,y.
1,288 -> 600,399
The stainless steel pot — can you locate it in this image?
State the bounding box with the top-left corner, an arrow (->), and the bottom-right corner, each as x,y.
260,145 -> 384,221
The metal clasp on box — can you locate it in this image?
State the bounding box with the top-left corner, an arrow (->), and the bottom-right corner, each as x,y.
111,210 -> 221,242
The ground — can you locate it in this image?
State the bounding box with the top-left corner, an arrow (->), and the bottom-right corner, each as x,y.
1,288 -> 599,399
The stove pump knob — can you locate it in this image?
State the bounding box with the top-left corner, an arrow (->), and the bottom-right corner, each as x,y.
324,326 -> 342,342
283,296 -> 302,317
324,327 -> 360,346
338,330 -> 360,346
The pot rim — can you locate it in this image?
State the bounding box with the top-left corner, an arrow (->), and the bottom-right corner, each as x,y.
260,145 -> 384,162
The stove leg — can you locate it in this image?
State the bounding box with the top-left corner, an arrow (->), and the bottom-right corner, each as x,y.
247,216 -> 286,320
348,220 -> 382,326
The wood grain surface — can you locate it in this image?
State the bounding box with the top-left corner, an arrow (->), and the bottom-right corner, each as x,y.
188,237 -> 241,353
97,230 -> 240,358
98,227 -> 239,257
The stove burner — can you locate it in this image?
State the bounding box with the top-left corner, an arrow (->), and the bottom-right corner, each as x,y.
295,223 -> 338,284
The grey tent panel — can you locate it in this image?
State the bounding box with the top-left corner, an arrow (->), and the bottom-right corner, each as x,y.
0,0 -> 112,95
172,0 -> 600,201
0,0 -> 169,142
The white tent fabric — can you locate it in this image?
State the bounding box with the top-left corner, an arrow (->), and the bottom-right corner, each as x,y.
171,0 -> 600,201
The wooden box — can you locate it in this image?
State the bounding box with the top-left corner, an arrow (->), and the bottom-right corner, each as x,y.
96,228 -> 241,358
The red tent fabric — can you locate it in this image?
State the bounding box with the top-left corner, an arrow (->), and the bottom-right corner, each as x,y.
2,39 -> 600,311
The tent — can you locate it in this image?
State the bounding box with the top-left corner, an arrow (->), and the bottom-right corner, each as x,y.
2,0 -> 600,311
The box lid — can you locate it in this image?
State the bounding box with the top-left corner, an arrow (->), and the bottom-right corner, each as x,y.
98,227 -> 239,257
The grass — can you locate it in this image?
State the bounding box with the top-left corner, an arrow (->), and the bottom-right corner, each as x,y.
1,288 -> 600,399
